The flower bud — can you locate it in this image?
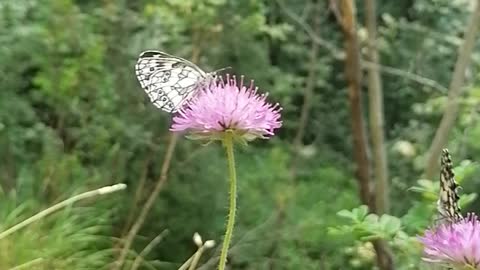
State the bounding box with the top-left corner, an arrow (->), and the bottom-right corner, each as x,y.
193,232 -> 203,247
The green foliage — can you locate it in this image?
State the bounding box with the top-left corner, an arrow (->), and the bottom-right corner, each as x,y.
0,199 -> 114,269
330,206 -> 421,270
332,206 -> 402,241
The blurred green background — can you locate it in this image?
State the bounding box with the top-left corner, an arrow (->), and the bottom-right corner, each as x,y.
1,0 -> 480,269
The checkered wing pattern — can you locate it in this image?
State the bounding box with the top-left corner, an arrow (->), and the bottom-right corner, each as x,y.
135,50 -> 209,113
437,149 -> 463,223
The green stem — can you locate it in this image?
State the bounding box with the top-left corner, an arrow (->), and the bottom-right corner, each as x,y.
188,246 -> 205,270
0,183 -> 126,240
218,131 -> 237,270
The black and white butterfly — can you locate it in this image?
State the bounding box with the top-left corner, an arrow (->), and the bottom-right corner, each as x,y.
437,148 -> 463,223
135,50 -> 215,113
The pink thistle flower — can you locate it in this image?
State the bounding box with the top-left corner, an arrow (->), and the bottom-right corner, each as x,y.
418,213 -> 480,269
170,75 -> 282,142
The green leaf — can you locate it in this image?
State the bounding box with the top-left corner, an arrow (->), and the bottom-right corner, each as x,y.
337,209 -> 355,220
379,215 -> 402,235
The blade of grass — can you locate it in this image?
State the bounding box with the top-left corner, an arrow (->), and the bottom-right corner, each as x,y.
0,183 -> 126,240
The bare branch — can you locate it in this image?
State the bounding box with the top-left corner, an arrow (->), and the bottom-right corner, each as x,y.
365,0 -> 389,214
361,61 -> 448,93
338,0 -> 373,208
130,230 -> 169,270
338,1 -> 394,269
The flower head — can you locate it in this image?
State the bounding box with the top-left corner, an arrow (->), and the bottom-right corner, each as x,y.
170,75 -> 282,142
418,213 -> 480,269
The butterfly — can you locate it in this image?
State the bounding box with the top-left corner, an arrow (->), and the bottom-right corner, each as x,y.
135,50 -> 214,113
436,148 -> 463,223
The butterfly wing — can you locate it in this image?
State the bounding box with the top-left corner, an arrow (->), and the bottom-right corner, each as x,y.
135,50 -> 207,113
437,149 -> 463,223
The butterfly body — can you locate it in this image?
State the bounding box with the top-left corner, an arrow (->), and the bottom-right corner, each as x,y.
135,50 -> 213,113
437,149 -> 463,223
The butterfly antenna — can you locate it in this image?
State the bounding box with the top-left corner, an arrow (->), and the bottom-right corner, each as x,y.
213,66 -> 232,74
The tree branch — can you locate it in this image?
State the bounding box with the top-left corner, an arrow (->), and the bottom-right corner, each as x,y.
338,0 -> 373,208
130,230 -> 169,270
112,133 -> 178,270
338,1 -> 394,269
365,0 -> 389,215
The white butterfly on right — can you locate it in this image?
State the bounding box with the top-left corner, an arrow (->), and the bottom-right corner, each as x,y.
135,50 -> 214,113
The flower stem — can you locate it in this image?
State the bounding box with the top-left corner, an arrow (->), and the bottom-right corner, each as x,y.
218,131 -> 237,270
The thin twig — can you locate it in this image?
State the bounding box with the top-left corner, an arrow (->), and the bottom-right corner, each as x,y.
329,0 -> 346,31
0,184 -> 126,240
176,146 -> 209,168
121,153 -> 153,236
361,61 -> 448,93
290,0 -> 321,181
130,230 -> 169,270
113,133 -> 178,270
